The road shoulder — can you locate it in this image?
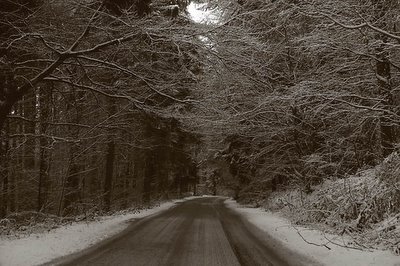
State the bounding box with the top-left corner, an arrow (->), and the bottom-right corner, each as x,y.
0,199 -> 186,266
225,198 -> 400,266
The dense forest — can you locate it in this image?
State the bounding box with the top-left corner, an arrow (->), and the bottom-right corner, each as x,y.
0,0 -> 399,253
0,0 -> 201,217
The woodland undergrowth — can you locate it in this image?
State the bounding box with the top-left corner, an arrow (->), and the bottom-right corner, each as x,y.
263,153 -> 400,255
0,201 -> 163,239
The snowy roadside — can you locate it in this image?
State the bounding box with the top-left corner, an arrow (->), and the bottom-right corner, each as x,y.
225,199 -> 400,266
0,197 -> 198,266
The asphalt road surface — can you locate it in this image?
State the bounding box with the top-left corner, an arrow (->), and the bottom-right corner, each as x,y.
52,197 -> 316,266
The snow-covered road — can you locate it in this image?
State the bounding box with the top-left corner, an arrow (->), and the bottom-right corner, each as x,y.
1,196 -> 399,266
45,197 -> 313,266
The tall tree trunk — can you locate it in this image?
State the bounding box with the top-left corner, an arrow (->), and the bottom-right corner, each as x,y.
142,118 -> 154,203
133,151 -> 144,203
0,120 -> 9,217
58,88 -> 83,216
0,66 -> 17,131
374,0 -> 395,157
34,87 -> 43,212
377,52 -> 394,157
0,172 -> 8,218
103,139 -> 115,211
61,156 -> 81,216
36,86 -> 51,212
0,101 -> 14,132
103,99 -> 116,211
7,133 -> 15,213
143,151 -> 154,203
37,143 -> 50,212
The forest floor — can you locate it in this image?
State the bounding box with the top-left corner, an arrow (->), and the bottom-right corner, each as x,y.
227,199 -> 400,266
0,197 -> 199,266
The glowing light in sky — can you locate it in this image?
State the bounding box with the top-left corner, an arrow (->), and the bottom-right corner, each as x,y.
187,2 -> 221,24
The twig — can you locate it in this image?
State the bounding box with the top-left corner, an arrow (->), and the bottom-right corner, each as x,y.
323,234 -> 371,252
294,226 -> 332,250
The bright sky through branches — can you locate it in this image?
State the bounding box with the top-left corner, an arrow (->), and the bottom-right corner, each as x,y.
187,2 -> 221,24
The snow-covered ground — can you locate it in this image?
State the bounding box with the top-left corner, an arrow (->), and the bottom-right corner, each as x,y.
0,198 -> 197,266
226,199 -> 400,266
2,196 -> 398,266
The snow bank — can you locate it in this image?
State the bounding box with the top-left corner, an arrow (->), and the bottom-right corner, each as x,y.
0,201 -> 179,266
225,199 -> 400,266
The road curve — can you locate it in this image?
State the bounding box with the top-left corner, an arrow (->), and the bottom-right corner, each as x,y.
52,197 -> 317,266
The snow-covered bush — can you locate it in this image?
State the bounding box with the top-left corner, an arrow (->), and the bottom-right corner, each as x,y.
378,151 -> 400,200
265,167 -> 400,252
